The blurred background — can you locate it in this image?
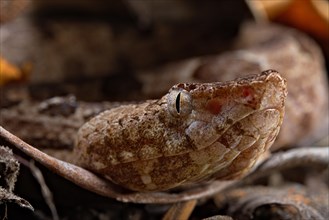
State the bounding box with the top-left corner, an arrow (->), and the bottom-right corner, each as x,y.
1,0 -> 327,101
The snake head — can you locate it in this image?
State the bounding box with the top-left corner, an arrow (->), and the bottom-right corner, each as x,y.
166,69 -> 287,180
75,70 -> 287,191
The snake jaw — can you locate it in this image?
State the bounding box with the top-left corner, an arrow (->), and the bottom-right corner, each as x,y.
185,121 -> 219,149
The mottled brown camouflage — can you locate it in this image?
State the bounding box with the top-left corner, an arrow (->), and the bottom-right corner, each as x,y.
74,70 -> 287,191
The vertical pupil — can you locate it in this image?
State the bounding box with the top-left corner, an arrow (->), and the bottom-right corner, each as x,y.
175,92 -> 181,113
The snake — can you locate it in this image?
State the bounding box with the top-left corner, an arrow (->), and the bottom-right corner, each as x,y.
74,70 -> 287,192
2,23 -> 326,193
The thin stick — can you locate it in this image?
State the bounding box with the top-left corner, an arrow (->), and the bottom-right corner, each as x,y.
0,126 -> 235,203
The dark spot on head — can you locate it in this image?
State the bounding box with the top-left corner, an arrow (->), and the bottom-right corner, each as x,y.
226,118 -> 233,125
118,119 -> 123,126
188,84 -> 197,90
216,127 -> 225,134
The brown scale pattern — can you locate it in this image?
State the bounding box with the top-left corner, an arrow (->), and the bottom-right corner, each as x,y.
74,70 -> 287,191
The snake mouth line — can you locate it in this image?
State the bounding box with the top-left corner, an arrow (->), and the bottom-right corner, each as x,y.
102,104 -> 284,167
203,105 -> 283,149
142,106 -> 283,161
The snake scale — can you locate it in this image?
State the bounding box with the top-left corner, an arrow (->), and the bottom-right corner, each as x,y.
74,70 -> 286,191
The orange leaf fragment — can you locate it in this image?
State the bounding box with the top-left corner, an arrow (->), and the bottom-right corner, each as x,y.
0,57 -> 32,86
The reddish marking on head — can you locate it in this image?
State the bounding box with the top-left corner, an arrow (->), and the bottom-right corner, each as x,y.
206,99 -> 222,115
241,86 -> 258,108
242,87 -> 254,98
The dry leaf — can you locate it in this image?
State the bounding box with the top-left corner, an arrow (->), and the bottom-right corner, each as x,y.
0,57 -> 31,86
247,0 -> 329,56
214,185 -> 328,220
0,146 -> 33,211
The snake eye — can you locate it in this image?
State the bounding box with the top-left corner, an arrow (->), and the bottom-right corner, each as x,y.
168,89 -> 192,117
